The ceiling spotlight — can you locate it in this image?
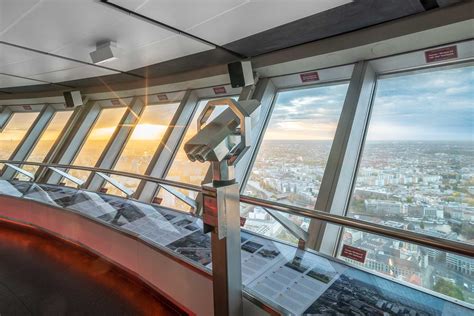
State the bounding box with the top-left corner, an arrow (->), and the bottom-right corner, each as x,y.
90,41 -> 118,64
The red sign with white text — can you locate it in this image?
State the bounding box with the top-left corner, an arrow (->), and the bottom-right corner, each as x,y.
213,86 -> 227,95
157,94 -> 168,101
341,244 -> 367,263
300,71 -> 319,83
425,46 -> 458,63
203,195 -> 218,227
111,99 -> 121,106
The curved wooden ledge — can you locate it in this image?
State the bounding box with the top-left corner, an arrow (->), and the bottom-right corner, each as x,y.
0,194 -> 213,316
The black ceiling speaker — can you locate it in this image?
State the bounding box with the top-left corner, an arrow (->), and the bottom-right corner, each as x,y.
63,91 -> 83,108
228,61 -> 254,88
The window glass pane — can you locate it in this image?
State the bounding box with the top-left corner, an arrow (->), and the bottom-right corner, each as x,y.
66,107 -> 126,184
242,83 -> 348,243
158,97 -> 234,211
0,112 -> 38,162
27,111 -> 72,162
18,111 -> 73,179
103,103 -> 179,195
341,65 -> 473,303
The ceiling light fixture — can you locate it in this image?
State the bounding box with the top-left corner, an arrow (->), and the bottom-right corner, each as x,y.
90,41 -> 118,64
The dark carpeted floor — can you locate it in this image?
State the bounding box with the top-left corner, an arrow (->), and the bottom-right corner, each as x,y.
0,221 -> 186,316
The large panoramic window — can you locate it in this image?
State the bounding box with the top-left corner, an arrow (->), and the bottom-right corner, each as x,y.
242,83 -> 348,243
27,111 -> 72,162
66,107 -> 126,184
17,111 -> 73,179
339,65 -> 474,303
103,103 -> 179,195
0,112 -> 38,165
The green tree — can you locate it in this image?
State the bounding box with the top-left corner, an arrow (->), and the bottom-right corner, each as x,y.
433,279 -> 464,301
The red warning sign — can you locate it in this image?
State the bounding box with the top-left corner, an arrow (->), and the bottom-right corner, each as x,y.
111,99 -> 121,106
203,195 -> 218,227
213,86 -> 227,95
300,71 -> 319,83
157,94 -> 168,101
341,244 -> 367,263
425,46 -> 458,63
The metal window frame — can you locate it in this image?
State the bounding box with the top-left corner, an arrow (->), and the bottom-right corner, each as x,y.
236,78 -> 277,188
36,105 -> 85,182
136,90 -> 200,201
311,40 -> 474,256
1,103 -> 77,180
2,104 -> 56,179
85,96 -> 146,191
0,107 -> 48,178
0,106 -> 13,131
306,61 -> 376,253
89,90 -> 189,195
239,63 -> 355,193
236,65 -> 355,240
44,100 -> 105,184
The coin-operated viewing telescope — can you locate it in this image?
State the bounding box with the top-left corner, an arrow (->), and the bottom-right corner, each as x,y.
184,98 -> 260,316
184,98 -> 259,183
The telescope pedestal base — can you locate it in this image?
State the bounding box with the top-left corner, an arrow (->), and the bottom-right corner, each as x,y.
202,182 -> 242,316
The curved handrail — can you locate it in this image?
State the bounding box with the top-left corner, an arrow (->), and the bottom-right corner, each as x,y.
1,160 -> 473,258
0,160 -> 201,192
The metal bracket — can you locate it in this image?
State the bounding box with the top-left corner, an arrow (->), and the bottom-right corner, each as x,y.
95,172 -> 134,198
0,107 -> 13,131
48,167 -> 85,188
160,184 -> 197,212
263,207 -> 309,246
4,163 -> 35,181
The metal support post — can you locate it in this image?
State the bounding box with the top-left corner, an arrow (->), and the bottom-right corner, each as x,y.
184,97 -> 259,315
202,181 -> 242,316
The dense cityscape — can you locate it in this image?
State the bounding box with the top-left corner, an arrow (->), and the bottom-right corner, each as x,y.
242,140 -> 474,305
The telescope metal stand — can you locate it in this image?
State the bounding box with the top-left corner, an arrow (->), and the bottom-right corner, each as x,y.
202,178 -> 242,316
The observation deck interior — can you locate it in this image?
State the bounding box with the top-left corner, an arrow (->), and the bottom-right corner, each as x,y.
0,0 -> 473,315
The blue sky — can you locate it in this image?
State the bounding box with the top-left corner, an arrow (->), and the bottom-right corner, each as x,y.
368,66 -> 473,141
264,83 -> 348,140
265,66 -> 473,141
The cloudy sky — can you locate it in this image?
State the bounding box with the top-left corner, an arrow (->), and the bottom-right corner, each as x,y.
265,65 -> 473,141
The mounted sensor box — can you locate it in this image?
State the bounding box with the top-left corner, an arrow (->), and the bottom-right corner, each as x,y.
63,91 -> 83,108
228,61 -> 254,88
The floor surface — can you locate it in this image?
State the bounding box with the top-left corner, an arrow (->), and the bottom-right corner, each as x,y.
0,221 -> 185,316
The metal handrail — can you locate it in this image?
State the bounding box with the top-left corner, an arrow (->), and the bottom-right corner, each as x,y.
240,195 -> 473,258
0,160 -> 201,192
1,160 -> 473,258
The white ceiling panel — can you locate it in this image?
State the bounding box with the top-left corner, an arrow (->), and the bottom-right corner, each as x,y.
186,0 -> 352,45
0,45 -> 89,78
126,0 -> 247,31
0,0 -> 351,88
0,0 -> 174,57
112,0 -> 148,12
0,43 -> 40,65
102,35 -> 213,72
0,74 -> 41,88
0,0 -> 40,34
29,65 -> 116,83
